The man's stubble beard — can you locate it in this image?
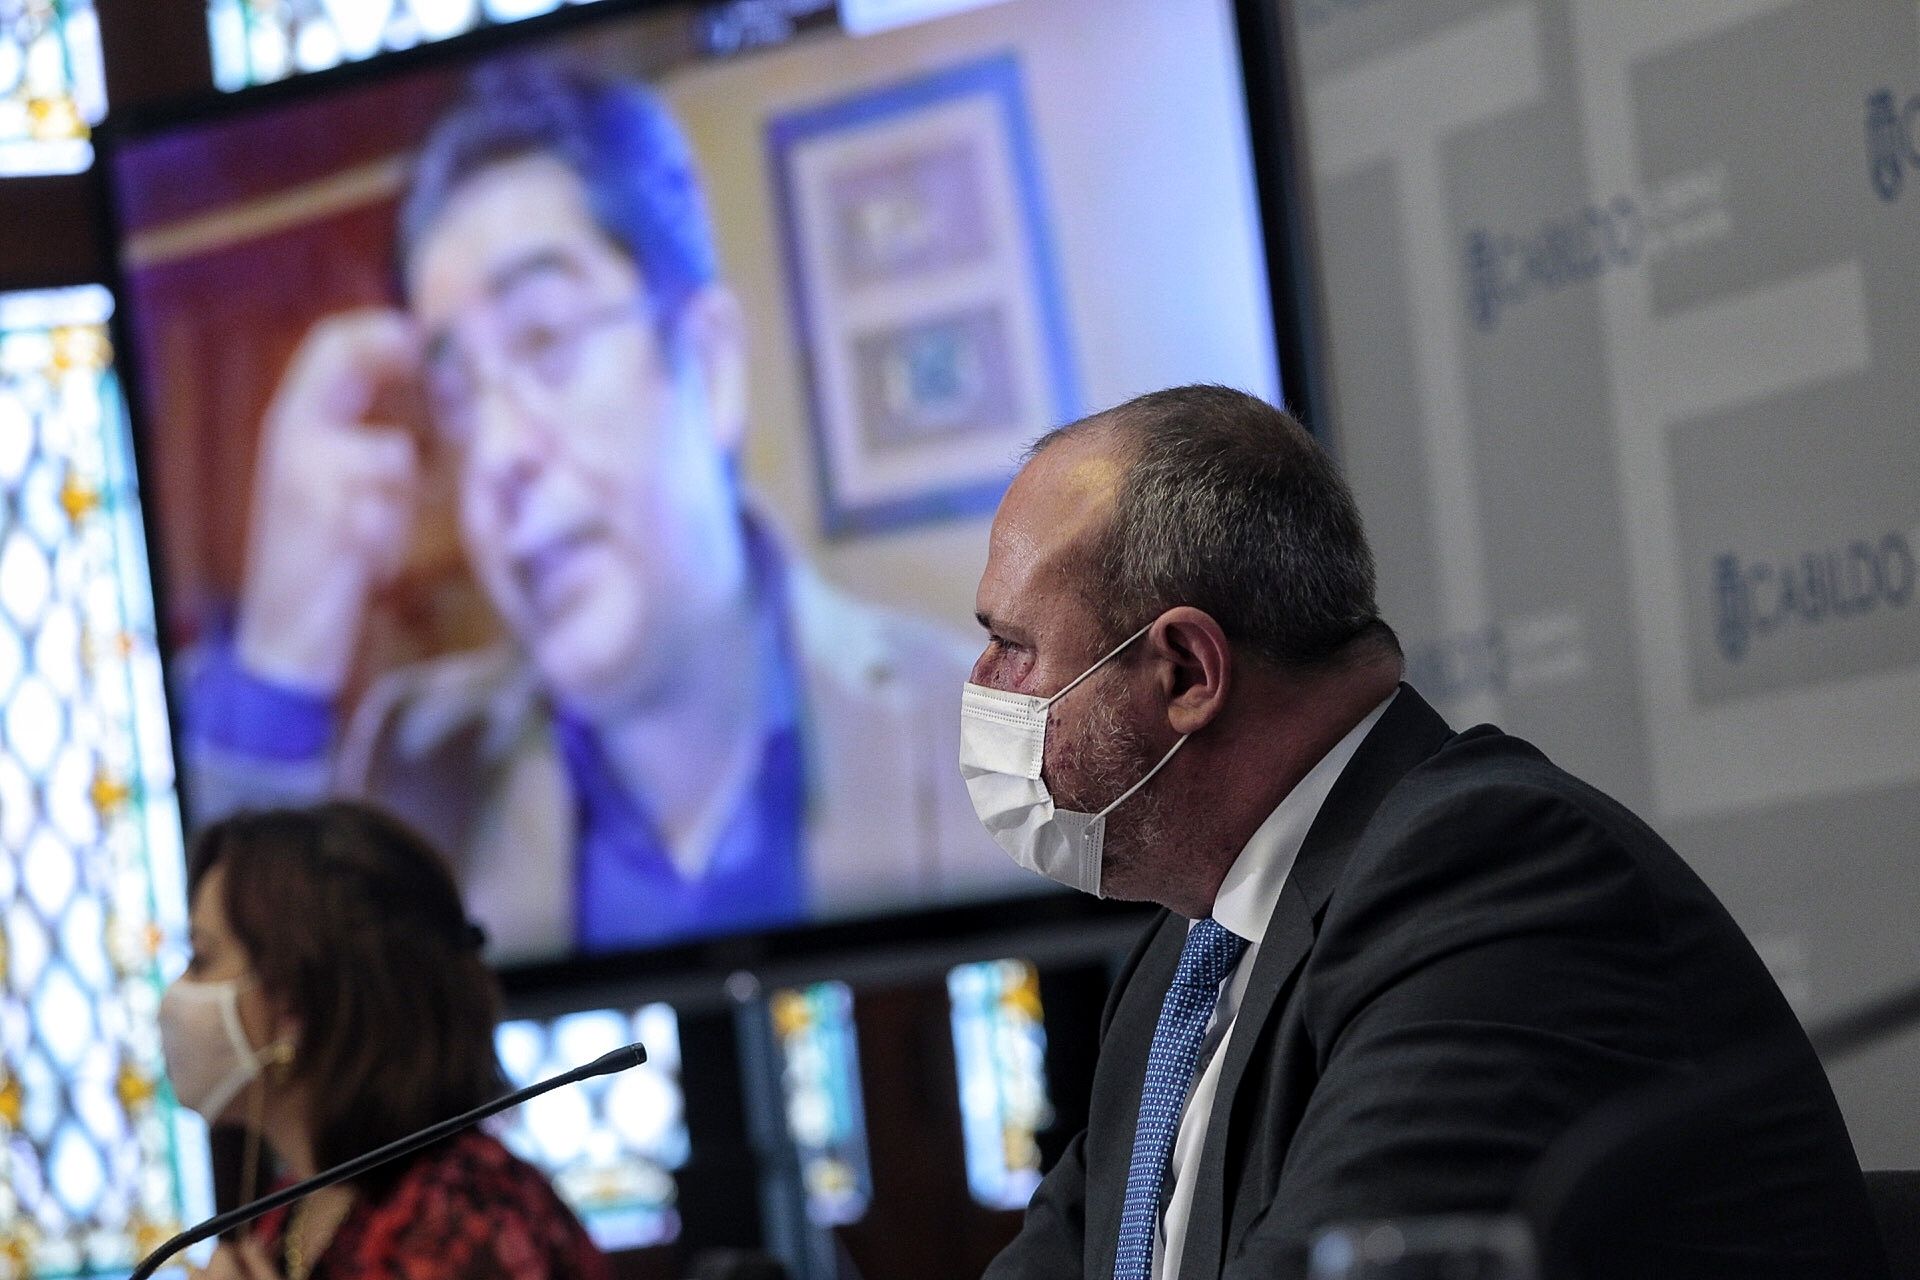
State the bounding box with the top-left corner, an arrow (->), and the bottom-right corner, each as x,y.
1051,678 -> 1174,901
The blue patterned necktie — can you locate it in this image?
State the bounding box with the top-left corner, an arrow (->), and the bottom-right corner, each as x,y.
1113,917 -> 1250,1280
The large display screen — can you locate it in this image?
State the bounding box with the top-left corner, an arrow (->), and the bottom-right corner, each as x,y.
108,0 -> 1281,965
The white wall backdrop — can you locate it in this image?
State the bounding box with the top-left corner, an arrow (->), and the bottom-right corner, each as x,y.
1283,0 -> 1920,1163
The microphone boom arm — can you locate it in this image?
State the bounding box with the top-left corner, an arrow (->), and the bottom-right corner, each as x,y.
130,1042 -> 647,1280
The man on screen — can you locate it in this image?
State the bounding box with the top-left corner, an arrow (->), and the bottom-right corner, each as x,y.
965,386 -> 1885,1278
187,65 -> 1008,959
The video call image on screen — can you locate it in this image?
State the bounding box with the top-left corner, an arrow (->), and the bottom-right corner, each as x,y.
109,0 -> 1280,965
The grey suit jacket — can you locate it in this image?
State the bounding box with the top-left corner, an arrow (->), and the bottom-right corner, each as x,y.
985,685 -> 1885,1280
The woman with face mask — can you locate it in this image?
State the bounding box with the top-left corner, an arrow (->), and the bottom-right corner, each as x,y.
160,801 -> 611,1280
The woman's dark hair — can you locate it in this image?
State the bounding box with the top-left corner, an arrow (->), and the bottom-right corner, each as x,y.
187,802 -> 505,1192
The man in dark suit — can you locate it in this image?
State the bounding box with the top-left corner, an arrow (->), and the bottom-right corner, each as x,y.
963,386 -> 1885,1279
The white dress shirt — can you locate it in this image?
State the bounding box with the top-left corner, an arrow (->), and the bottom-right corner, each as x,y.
1153,693 -> 1395,1280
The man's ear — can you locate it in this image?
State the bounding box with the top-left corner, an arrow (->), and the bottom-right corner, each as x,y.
1150,607 -> 1232,735
675,284 -> 748,454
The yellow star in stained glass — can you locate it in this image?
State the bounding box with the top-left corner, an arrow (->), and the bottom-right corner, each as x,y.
53,324 -> 111,374
27,95 -> 84,142
0,1227 -> 34,1280
0,1071 -> 22,1130
1000,973 -> 1044,1023
116,1059 -> 158,1112
1001,1126 -> 1040,1172
771,991 -> 813,1039
132,1212 -> 175,1258
59,467 -> 102,525
79,627 -> 140,687
90,765 -> 132,820
807,1157 -> 855,1195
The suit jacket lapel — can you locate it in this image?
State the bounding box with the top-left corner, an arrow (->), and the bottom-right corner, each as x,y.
1177,685 -> 1453,1279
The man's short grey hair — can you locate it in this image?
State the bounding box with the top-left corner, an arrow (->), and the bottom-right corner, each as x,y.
1031,384 -> 1399,671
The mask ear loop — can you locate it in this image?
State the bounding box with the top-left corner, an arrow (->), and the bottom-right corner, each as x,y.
1043,620 -> 1156,708
1094,732 -> 1191,819
238,1037 -> 295,1246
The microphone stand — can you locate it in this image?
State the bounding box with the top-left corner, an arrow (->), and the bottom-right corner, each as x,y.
1805,975 -> 1920,1062
129,1042 -> 648,1280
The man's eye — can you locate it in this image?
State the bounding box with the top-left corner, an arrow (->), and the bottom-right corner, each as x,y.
514,323 -> 564,360
525,321 -> 594,385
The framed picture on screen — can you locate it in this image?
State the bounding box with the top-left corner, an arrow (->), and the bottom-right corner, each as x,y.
767,53 -> 1079,537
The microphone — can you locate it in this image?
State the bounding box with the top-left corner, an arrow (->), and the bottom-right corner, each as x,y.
129,1041 -> 648,1280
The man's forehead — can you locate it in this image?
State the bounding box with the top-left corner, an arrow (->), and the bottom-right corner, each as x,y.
410,154 -> 635,321
985,429 -> 1126,594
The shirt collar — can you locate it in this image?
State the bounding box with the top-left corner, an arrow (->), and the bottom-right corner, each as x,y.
553,507 -> 802,833
1209,691 -> 1397,943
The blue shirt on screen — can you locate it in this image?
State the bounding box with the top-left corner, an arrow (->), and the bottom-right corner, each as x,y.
187,517 -> 810,951
557,526 -> 807,948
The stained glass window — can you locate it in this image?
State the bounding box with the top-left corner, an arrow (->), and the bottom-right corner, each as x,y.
0,284 -> 212,1279
492,1003 -> 688,1252
205,0 -> 610,91
947,957 -> 1052,1210
769,980 -> 869,1226
0,0 -> 107,176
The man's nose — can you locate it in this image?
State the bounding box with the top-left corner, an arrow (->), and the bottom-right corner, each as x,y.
468,377 -> 553,515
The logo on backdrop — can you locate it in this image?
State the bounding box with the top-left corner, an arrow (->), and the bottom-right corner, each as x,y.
1713,531 -> 1916,662
1405,610 -> 1591,703
1408,625 -> 1510,703
1463,168 -> 1729,332
1463,198 -> 1642,331
1864,89 -> 1920,201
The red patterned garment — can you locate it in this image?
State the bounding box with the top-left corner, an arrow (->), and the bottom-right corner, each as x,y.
255,1131 -> 613,1280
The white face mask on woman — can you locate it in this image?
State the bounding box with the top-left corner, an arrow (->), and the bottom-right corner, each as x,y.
158,976 -> 276,1122
959,621 -> 1188,897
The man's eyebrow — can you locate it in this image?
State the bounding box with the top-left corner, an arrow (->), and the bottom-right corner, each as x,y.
484,248 -> 576,302
976,612 -> 1029,642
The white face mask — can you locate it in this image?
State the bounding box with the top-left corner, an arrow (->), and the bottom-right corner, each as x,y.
960,621 -> 1189,896
158,976 -> 275,1122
